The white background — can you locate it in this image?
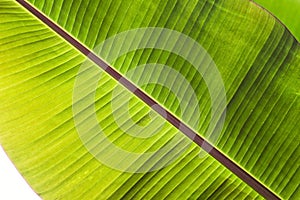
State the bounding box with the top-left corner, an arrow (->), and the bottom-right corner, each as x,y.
0,146 -> 41,200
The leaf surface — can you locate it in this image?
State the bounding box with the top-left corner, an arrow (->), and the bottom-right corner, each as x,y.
24,0 -> 300,199
253,0 -> 300,42
0,0 -> 263,199
0,0 -> 299,199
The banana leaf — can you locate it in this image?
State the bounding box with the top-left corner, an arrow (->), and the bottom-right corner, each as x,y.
0,0 -> 299,199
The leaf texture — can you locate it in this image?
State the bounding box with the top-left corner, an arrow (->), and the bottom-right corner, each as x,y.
253,0 -> 300,42
23,0 -> 300,199
0,0 -> 264,199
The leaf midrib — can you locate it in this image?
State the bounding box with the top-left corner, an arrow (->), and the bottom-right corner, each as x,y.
16,0 -> 283,199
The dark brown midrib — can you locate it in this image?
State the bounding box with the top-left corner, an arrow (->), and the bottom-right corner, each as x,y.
16,0 -> 280,199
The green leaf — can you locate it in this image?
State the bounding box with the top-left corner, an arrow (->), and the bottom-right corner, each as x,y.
23,0 -> 300,199
0,0 -> 299,199
0,1 -> 262,199
253,0 -> 300,42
